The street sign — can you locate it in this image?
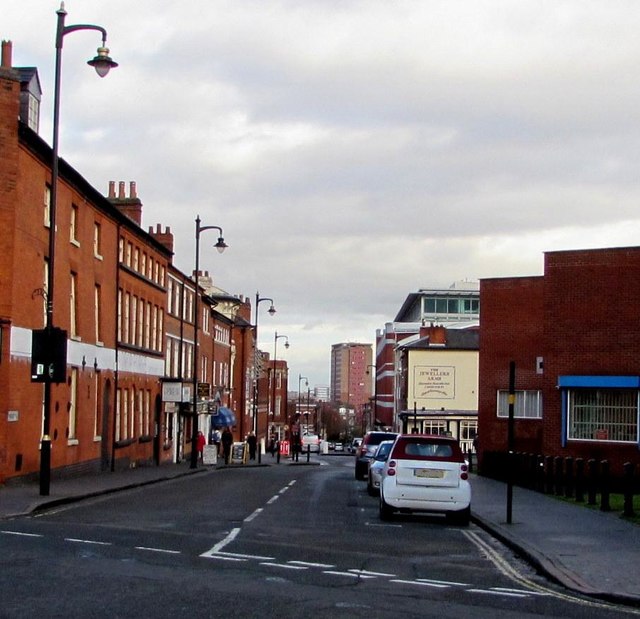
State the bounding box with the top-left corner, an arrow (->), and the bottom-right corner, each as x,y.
198,382 -> 210,398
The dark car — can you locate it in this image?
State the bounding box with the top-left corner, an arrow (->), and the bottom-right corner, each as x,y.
355,431 -> 398,480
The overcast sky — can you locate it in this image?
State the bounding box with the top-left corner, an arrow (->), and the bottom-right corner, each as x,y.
6,1 -> 640,387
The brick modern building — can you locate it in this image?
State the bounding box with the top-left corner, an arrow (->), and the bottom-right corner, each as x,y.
375,282 -> 480,429
478,246 -> 640,479
330,342 -> 373,429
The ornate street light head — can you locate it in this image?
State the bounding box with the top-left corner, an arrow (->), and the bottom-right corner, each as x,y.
87,46 -> 118,77
214,236 -> 228,253
268,304 -> 276,316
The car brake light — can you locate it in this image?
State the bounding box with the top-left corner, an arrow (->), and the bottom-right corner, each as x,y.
460,463 -> 468,480
387,460 -> 396,476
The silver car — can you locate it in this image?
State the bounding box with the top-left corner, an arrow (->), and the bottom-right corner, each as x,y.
367,440 -> 395,496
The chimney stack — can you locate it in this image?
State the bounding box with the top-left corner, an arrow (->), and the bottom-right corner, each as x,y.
149,224 -> 174,255
108,180 -> 143,226
1,41 -> 12,68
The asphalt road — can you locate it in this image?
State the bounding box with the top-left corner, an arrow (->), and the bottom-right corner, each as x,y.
0,456 -> 636,618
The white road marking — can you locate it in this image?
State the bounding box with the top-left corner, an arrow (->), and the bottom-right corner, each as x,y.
1,530 -> 43,538
201,527 -> 241,555
135,546 -> 181,554
324,571 -> 376,579
244,508 -> 263,522
260,562 -> 308,570
349,569 -> 396,578
266,495 -> 279,504
491,587 -> 548,596
288,560 -> 335,568
65,538 -> 111,546
390,579 -> 450,588
466,589 -> 528,598
416,578 -> 470,587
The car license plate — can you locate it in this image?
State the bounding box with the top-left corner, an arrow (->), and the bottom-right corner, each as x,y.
415,468 -> 444,478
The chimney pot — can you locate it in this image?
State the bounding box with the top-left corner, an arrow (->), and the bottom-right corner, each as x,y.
1,40 -> 12,68
118,181 -> 125,199
108,181 -> 115,198
130,181 -> 137,199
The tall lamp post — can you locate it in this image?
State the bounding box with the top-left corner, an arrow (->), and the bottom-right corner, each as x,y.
190,216 -> 227,470
253,293 -> 275,462
39,3 -> 118,496
366,364 -> 377,432
271,331 -> 289,435
297,374 -> 308,423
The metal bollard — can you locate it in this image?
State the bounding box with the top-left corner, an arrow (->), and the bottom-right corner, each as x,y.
587,458 -> 597,505
600,460 -> 611,512
554,456 -> 564,496
623,462 -> 635,518
277,443 -> 281,464
307,445 -> 311,463
575,458 -> 585,502
564,457 -> 574,498
545,455 -> 554,494
536,454 -> 545,493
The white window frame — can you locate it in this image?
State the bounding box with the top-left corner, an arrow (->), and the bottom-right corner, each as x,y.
496,390 -> 543,419
567,388 -> 638,443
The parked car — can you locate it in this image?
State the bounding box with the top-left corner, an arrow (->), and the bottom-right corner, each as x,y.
379,434 -> 471,525
367,440 -> 395,496
355,431 -> 398,480
301,434 -> 321,453
349,437 -> 363,454
334,442 -> 344,452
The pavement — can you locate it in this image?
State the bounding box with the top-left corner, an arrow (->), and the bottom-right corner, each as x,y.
0,460 -> 639,608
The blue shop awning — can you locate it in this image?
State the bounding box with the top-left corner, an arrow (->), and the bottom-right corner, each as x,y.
210,407 -> 237,428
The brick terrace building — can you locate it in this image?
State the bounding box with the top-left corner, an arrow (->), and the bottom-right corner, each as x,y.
0,43 -> 258,482
479,246 -> 640,479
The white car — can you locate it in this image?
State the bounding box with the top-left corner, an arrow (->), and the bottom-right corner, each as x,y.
379,434 -> 471,525
301,434 -> 321,453
367,440 -> 395,496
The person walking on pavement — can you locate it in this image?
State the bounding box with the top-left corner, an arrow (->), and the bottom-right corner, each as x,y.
247,431 -> 257,460
221,427 -> 233,465
196,430 -> 206,462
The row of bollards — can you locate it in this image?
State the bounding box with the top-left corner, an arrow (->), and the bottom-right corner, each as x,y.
492,452 -> 636,517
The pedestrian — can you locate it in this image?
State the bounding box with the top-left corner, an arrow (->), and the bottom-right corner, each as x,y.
221,426 -> 233,465
212,429 -> 221,458
196,430 -> 206,462
247,431 -> 257,460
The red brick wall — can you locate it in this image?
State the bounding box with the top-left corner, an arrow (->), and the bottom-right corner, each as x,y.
478,276 -> 545,455
480,248 -> 640,476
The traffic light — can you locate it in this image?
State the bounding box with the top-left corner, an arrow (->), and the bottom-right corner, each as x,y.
31,327 -> 67,384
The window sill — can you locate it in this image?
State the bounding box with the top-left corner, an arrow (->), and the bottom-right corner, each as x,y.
114,438 -> 136,448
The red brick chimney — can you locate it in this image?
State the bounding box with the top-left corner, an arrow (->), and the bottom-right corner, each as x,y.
419,324 -> 447,346
1,40 -> 12,69
108,180 -> 142,226
149,223 -> 174,255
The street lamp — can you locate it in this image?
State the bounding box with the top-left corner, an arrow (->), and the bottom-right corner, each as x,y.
271,331 -> 289,428
190,216 -> 227,470
366,364 -> 377,431
297,374 -> 308,423
39,3 -> 118,496
253,293 -> 275,461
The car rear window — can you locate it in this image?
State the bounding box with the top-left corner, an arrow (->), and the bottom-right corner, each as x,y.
392,439 -> 462,461
365,432 -> 397,446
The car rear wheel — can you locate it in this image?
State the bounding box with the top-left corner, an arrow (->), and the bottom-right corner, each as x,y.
367,481 -> 375,496
446,506 -> 470,526
379,496 -> 394,521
